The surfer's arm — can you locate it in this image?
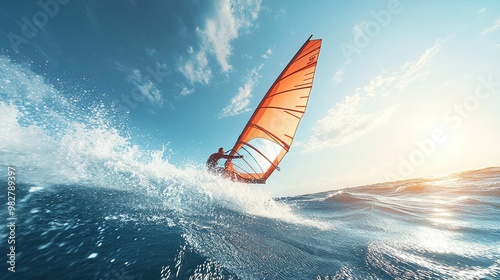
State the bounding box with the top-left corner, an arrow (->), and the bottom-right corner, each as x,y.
222,154 -> 243,159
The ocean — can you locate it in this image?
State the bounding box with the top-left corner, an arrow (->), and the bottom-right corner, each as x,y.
1,55 -> 500,279
1,167 -> 499,279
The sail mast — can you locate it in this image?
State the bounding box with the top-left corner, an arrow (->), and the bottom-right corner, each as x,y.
225,35 -> 322,183
230,35 -> 315,155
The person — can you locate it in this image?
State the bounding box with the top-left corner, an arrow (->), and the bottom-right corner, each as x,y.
207,148 -> 266,184
206,147 -> 242,175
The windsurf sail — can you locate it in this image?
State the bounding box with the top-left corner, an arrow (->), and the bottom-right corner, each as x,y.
224,35 -> 322,184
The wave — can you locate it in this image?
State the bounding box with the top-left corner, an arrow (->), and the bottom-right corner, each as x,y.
0,55 -> 328,232
324,191 -> 375,204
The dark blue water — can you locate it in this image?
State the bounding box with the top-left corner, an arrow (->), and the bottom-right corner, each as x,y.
1,167 -> 499,279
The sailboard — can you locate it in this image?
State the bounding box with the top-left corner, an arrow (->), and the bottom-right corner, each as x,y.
224,35 -> 322,184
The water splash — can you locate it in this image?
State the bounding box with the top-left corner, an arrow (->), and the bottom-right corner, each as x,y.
0,55 -> 325,230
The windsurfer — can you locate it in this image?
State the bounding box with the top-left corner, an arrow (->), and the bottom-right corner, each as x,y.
206,147 -> 242,175
207,148 -> 267,184
207,36 -> 321,185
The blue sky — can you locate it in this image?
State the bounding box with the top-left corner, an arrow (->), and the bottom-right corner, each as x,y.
1,0 -> 499,196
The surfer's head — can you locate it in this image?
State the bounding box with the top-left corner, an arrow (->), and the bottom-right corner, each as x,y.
218,147 -> 224,154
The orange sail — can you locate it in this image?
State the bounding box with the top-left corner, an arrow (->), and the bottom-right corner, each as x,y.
224,35 -> 322,183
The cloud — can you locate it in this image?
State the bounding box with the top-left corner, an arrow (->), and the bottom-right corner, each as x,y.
127,69 -> 163,105
180,86 -> 194,96
332,68 -> 344,83
394,42 -> 440,90
145,48 -> 157,58
302,96 -> 398,153
178,0 -> 262,84
481,17 -> 500,36
312,92 -> 366,134
262,47 -> 273,59
301,41 -> 442,153
178,46 -> 211,84
363,74 -> 396,97
332,56 -> 354,84
218,65 -> 261,118
356,42 -> 441,97
83,4 -> 99,29
275,8 -> 286,21
352,21 -> 368,41
114,63 -> 164,106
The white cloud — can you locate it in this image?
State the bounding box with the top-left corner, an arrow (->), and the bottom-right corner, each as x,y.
262,47 -> 273,59
145,48 -> 157,58
275,8 -> 286,21
127,69 -> 163,105
394,42 -> 440,90
218,65 -> 261,118
365,74 -> 395,97
481,17 -> 500,36
332,58 -> 353,84
311,91 -> 365,134
180,86 -> 194,96
332,68 -> 344,83
83,3 -> 99,29
178,0 -> 262,84
302,42 -> 441,153
355,42 -> 440,96
352,21 -> 368,41
218,82 -> 253,118
478,8 -> 486,16
178,46 -> 211,85
115,63 -> 164,106
303,105 -> 397,153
